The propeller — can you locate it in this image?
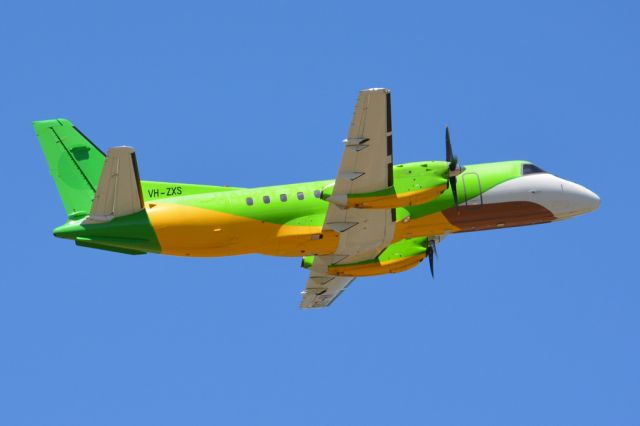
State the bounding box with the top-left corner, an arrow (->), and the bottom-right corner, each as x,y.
445,126 -> 464,210
424,126 -> 463,278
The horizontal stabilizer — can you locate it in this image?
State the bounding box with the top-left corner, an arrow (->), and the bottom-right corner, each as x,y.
86,146 -> 144,223
75,237 -> 147,255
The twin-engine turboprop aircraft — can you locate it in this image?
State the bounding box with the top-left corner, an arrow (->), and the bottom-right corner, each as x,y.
35,88 -> 600,308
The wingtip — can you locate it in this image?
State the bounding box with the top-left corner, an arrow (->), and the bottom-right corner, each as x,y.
363,87 -> 390,93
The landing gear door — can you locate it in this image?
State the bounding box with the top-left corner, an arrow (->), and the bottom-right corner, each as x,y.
462,172 -> 483,207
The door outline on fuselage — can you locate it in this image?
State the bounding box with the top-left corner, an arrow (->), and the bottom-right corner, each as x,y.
461,172 -> 483,207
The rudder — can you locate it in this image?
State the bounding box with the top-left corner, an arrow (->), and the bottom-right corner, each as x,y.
34,119 -> 106,219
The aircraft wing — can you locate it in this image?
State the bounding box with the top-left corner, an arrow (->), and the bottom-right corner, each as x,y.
300,88 -> 396,309
329,88 -> 394,201
300,272 -> 355,309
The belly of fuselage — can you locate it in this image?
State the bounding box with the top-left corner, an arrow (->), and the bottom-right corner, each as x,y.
146,199 -> 555,258
146,202 -> 340,257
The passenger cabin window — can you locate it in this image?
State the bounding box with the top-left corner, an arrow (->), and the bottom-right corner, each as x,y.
280,194 -> 287,202
297,192 -> 304,200
522,163 -> 547,175
314,190 -> 322,198
263,195 -> 271,204
246,197 -> 254,206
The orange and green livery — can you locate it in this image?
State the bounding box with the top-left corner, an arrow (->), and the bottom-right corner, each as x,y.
34,88 -> 600,308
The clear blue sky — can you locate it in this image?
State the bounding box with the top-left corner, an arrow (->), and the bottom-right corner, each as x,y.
1,1 -> 638,425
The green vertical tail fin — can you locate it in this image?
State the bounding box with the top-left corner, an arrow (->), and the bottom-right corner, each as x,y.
34,119 -> 106,220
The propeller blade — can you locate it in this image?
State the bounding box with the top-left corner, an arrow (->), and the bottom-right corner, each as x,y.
445,125 -> 460,211
446,127 -> 458,170
446,126 -> 453,162
427,246 -> 435,278
450,176 -> 459,210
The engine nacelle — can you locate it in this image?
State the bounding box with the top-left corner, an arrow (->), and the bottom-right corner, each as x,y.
301,237 -> 428,277
321,161 -> 450,209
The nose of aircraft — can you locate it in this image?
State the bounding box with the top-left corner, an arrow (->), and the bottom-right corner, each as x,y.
559,179 -> 600,217
476,172 -> 599,221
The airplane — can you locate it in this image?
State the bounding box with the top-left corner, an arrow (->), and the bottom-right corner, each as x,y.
34,88 -> 600,308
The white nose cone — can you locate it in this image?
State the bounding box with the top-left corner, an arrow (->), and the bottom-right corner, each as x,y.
480,174 -> 569,213
473,173 -> 599,221
559,179 -> 600,216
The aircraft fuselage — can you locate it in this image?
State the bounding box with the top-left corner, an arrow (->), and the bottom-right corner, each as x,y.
53,159 -> 599,262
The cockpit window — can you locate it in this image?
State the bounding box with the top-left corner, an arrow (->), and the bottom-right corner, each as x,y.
522,163 -> 547,175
